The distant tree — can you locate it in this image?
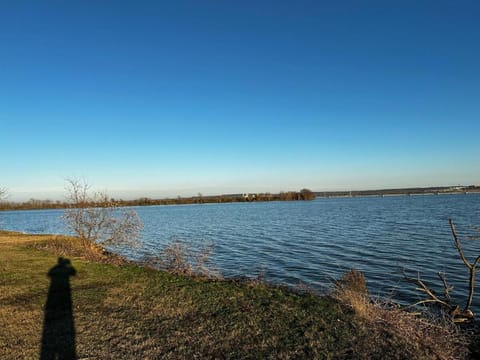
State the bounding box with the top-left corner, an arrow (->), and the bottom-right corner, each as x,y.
63,179 -> 143,259
282,191 -> 295,201
300,188 -> 316,201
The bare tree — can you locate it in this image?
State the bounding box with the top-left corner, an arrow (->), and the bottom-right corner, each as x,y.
449,219 -> 479,316
405,219 -> 479,321
63,179 -> 143,258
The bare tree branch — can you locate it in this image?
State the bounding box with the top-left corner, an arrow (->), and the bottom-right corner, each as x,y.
403,270 -> 452,310
449,219 -> 471,269
437,272 -> 453,304
449,219 -> 480,313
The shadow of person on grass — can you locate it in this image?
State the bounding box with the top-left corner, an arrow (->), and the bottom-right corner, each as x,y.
40,257 -> 77,360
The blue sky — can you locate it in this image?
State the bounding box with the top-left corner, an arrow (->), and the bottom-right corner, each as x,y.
1,1 -> 479,201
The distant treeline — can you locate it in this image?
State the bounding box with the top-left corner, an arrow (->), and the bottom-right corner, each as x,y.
2,186 -> 478,211
0,189 -> 316,211
314,185 -> 480,198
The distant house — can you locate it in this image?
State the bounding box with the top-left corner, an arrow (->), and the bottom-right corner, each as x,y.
242,193 -> 257,201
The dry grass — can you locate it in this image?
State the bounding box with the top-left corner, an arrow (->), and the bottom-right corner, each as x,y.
334,270 -> 469,360
0,230 -> 59,244
21,233 -> 127,265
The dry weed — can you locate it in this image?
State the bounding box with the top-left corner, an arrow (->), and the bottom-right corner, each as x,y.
27,236 -> 127,265
334,269 -> 469,360
147,237 -> 219,278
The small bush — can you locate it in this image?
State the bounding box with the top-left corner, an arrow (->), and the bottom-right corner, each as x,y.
146,237 -> 219,278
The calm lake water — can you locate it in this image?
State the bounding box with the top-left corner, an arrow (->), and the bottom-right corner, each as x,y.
2,194 -> 480,311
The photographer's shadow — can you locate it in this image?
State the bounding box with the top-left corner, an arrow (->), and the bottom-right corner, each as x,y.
40,257 -> 77,360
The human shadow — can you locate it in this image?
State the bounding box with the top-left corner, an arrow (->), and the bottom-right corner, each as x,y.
40,257 -> 77,360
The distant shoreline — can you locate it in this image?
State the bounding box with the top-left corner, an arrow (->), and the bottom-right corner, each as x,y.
0,186 -> 478,211
314,185 -> 480,199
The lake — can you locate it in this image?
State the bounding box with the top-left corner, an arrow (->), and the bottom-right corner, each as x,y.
1,193 -> 480,311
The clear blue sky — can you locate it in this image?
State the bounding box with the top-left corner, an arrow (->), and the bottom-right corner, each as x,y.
1,1 -> 479,201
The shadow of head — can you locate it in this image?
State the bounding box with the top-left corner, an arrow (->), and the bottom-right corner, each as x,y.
49,257 -> 76,280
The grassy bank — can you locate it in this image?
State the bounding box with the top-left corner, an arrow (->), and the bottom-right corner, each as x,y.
0,231 -> 467,359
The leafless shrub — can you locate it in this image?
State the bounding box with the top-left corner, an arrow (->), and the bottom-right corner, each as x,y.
63,178 -> 143,259
147,237 -> 218,278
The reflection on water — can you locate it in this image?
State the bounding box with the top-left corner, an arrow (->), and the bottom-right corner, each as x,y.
2,194 -> 480,312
